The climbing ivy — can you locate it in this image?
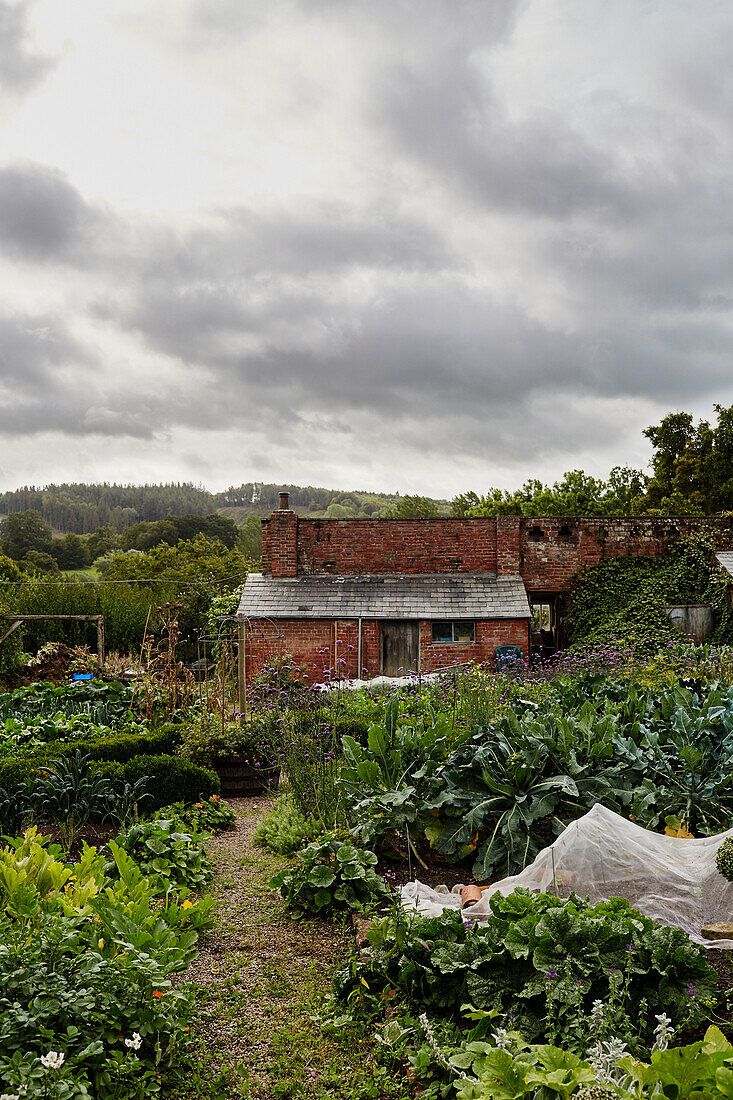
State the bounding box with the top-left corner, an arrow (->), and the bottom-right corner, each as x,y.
565,532 -> 733,648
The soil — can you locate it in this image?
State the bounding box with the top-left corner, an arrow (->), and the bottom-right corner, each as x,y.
707,946 -> 733,992
40,822 -> 119,860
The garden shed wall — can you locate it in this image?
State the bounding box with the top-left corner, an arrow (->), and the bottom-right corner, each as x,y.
245,502 -> 733,683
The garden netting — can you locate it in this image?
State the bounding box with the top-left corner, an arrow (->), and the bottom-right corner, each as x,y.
401,804 -> 733,948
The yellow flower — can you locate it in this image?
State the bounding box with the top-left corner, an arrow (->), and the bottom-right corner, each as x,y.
98,938 -> 105,950
181,899 -> 193,910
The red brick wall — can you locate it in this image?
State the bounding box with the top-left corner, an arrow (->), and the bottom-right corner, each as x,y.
245,616 -> 528,684
293,518 -> 498,575
261,510 -> 733,590
418,618 -> 529,674
518,516 -> 733,592
262,510 -> 298,577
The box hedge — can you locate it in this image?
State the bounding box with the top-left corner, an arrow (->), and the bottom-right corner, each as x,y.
0,723 -> 183,789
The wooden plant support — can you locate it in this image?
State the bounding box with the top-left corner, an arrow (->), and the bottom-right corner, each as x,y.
0,614 -> 105,668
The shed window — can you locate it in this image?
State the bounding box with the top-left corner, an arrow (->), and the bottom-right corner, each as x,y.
431,621 -> 475,644
531,602 -> 552,631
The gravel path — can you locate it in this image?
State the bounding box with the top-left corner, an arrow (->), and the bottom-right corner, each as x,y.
176,797 -> 356,1100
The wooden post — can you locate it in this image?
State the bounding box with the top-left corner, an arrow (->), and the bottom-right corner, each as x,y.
237,614 -> 246,720
96,616 -> 105,670
0,619 -> 23,646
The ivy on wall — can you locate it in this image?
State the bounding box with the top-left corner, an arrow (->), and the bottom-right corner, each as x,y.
565,532 -> 733,647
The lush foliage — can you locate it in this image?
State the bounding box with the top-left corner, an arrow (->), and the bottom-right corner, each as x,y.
332,677 -> 733,878
335,890 -> 715,1055
177,711 -> 274,769
110,817 -> 212,891
0,680 -> 138,724
409,1024 -> 733,1100
164,793 -> 237,834
270,833 -> 392,918
0,828 -> 213,1098
566,533 -> 733,648
253,793 -> 323,855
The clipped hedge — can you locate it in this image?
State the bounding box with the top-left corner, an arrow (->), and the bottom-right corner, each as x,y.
3,752 -> 218,809
0,723 -> 183,788
119,754 -> 220,807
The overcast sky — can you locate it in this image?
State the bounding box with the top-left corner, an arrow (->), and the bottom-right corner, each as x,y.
1,0 -> 732,498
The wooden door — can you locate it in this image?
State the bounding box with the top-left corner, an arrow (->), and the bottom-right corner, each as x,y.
381,621 -> 419,676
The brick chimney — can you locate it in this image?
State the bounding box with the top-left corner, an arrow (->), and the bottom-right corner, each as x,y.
262,492 -> 297,576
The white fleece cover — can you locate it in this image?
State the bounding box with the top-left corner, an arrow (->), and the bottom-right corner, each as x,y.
401,804 -> 733,948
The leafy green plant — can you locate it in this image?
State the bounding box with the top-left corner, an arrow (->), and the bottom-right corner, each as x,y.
0,829 -> 210,1098
442,1025 -> 733,1100
110,817 -> 213,891
0,781 -> 30,837
33,749 -> 121,848
715,837 -> 733,881
161,793 -> 237,834
338,696 -> 457,862
270,834 -> 392,918
254,793 -> 322,854
335,890 -> 716,1054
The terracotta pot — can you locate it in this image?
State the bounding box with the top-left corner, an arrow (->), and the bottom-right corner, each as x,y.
215,756 -> 281,798
460,884 -> 483,909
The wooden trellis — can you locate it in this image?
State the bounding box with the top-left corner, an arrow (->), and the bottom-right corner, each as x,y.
0,614 -> 105,668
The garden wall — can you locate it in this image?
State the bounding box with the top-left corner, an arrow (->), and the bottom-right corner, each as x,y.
262,513 -> 498,577
262,507 -> 733,591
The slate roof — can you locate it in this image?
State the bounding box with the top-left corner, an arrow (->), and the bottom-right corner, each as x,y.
716,551 -> 733,578
237,573 -> 531,620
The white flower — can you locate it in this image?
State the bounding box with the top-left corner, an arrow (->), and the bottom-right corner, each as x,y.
0,1092 -> 20,1099
124,1032 -> 142,1051
40,1050 -> 65,1070
652,1013 -> 674,1053
587,1038 -> 629,1085
492,1028 -> 511,1050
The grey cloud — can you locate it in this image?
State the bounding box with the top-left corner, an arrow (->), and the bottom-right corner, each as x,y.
0,163 -> 98,262
111,258 -> 733,464
0,1 -> 54,92
0,311 -> 84,388
373,59 -> 658,225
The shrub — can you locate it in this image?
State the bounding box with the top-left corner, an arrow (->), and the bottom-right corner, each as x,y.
121,754 -> 220,807
0,724 -> 181,789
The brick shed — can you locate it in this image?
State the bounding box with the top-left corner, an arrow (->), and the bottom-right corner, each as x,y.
236,494 -> 733,685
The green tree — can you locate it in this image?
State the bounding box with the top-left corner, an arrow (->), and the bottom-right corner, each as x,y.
3,510 -> 53,559
51,532 -> 90,570
23,550 -> 59,575
85,524 -> 118,560
384,495 -> 440,519
638,405 -> 733,513
238,514 -> 263,560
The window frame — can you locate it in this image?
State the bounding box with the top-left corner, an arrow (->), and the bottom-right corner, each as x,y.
430,620 -> 476,644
